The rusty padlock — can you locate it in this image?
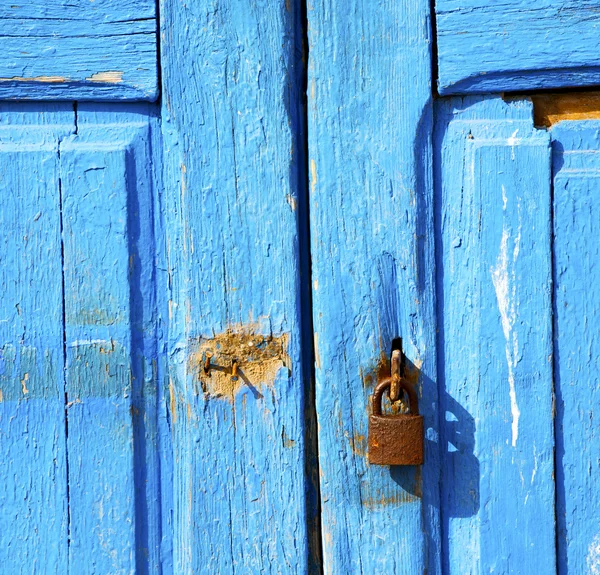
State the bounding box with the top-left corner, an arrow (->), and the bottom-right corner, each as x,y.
368,377 -> 424,465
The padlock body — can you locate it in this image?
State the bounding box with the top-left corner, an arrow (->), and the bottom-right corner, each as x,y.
368,413 -> 424,465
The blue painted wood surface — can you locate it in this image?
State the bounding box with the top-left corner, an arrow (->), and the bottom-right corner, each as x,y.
0,103 -> 163,573
552,119 -> 600,575
434,96 -> 556,573
60,106 -> 162,573
0,104 -> 74,574
0,0 -> 157,100
436,0 -> 600,95
6,4 -> 600,573
307,0 -> 442,572
159,0 -> 310,572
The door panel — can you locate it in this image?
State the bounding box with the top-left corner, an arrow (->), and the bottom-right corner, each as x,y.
0,104 -> 162,573
60,110 -> 161,573
0,105 -> 74,573
0,0 -> 158,100
436,0 -> 600,95
552,119 -> 600,574
307,0 -> 441,572
434,97 -> 556,573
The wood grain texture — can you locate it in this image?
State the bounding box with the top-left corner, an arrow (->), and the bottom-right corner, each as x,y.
159,1 -> 309,572
532,92 -> 600,128
436,0 -> 600,95
0,0 -> 157,100
434,96 -> 556,573
60,105 -> 162,574
551,120 -> 600,575
307,1 -> 441,573
0,104 -> 74,574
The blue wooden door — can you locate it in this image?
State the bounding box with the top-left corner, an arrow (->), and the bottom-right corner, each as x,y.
0,1 -> 311,573
2,0 -> 600,573
308,1 -> 600,573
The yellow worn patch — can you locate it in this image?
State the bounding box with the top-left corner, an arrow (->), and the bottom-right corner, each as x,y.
86,71 -> 124,84
188,325 -> 290,400
531,92 -> 600,127
0,75 -> 67,83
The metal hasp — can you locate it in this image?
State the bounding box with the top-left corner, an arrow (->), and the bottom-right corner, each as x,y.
368,351 -> 424,466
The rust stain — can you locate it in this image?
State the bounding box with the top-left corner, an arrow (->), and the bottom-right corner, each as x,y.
98,340 -> 115,355
0,75 -> 67,83
361,347 -> 390,389
0,388 -> 3,402
349,432 -> 367,457
531,92 -> 600,127
86,71 -> 123,84
362,491 -> 419,509
362,468 -> 422,508
282,427 -> 296,448
169,378 -> 177,424
188,324 -> 290,400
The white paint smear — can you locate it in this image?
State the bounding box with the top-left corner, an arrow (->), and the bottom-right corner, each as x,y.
507,129 -> 520,160
491,190 -> 522,448
588,534 -> 600,575
70,339 -> 112,347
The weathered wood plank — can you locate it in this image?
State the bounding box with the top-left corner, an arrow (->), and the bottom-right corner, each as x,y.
60,107 -> 161,573
434,96 -> 556,573
307,1 -> 441,572
552,119 -> 600,575
0,104 -> 74,574
436,0 -> 600,95
159,0 -> 309,572
0,0 -> 157,100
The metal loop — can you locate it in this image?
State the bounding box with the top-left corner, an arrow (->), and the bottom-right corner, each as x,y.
390,349 -> 403,402
372,377 -> 420,416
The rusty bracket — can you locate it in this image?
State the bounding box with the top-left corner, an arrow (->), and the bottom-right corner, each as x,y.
204,352 -> 213,376
203,353 -> 240,381
389,346 -> 405,402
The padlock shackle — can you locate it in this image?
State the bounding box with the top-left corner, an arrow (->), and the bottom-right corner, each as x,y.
372,377 -> 420,416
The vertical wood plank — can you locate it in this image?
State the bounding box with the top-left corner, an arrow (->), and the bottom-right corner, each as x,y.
159,1 -> 309,572
552,120 -> 600,575
60,108 -> 161,574
434,97 -> 556,573
307,1 -> 441,572
0,104 -> 74,574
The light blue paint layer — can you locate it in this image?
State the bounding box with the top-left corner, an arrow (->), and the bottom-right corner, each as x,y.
159,0 -> 310,572
307,0 -> 441,572
60,108 -> 162,574
0,0 -> 157,100
434,96 -> 556,573
0,105 -> 74,574
551,120 -> 600,575
436,0 -> 600,95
